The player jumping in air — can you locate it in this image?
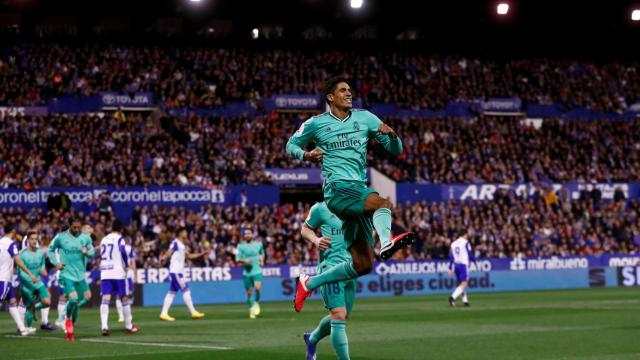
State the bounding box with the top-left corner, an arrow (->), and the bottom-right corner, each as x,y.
235,228 -> 265,319
302,202 -> 356,360
48,217 -> 95,342
99,220 -> 139,335
286,76 -> 415,312
448,230 -> 476,307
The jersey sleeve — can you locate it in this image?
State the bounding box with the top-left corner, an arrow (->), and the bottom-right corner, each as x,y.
8,242 -> 18,257
83,235 -> 95,257
39,250 -> 46,272
47,236 -> 60,266
235,245 -> 245,261
170,240 -> 179,252
118,237 -> 129,265
305,203 -> 323,230
366,111 -> 403,156
286,118 -> 316,160
466,242 -> 476,262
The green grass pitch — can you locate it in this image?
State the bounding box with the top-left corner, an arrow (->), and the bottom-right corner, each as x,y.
1,288 -> 638,360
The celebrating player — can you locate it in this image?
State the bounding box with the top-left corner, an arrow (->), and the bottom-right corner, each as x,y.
159,227 -> 206,321
301,202 -> 356,360
99,220 -> 139,335
286,76 -> 415,311
448,230 -> 476,307
48,216 -> 95,341
235,228 -> 264,319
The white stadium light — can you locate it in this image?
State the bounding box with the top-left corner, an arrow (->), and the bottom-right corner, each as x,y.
497,3 -> 509,15
189,0 -> 202,2
251,28 -> 259,39
632,9 -> 640,21
350,0 -> 364,9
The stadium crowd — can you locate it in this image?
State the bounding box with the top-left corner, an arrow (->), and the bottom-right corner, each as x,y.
1,44 -> 639,112
2,112 -> 639,187
1,187 -> 638,270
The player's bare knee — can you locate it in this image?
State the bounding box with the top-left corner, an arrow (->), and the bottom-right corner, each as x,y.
330,308 -> 347,321
102,294 -> 111,302
42,298 -> 51,306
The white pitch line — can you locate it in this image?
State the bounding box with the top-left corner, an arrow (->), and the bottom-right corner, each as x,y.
4,334 -> 232,350
80,338 -> 232,350
20,349 -> 197,360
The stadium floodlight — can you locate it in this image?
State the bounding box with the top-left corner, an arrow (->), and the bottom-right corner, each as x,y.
189,0 -> 202,2
350,0 -> 364,9
497,3 -> 509,15
632,9 -> 640,21
251,28 -> 259,39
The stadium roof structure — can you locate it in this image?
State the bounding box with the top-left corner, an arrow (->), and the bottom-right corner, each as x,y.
0,0 -> 638,57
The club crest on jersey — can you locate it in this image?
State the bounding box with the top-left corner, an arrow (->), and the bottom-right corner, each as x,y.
353,122 -> 360,131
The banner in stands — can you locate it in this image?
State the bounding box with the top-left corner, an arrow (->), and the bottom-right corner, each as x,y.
99,92 -> 154,110
272,94 -> 322,109
137,254 -> 638,305
0,106 -> 48,117
481,97 -> 522,113
397,182 -> 639,203
264,168 -> 323,185
0,185 -> 279,220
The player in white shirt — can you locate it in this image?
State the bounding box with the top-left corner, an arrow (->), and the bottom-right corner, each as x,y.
0,223 -> 39,336
116,241 -> 136,323
159,227 -> 206,321
99,220 -> 139,335
448,230 -> 476,307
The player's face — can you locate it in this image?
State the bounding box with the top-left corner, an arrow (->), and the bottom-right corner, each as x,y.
69,221 -> 82,236
243,230 -> 253,241
28,235 -> 38,249
329,82 -> 353,110
178,230 -> 188,241
82,225 -> 94,235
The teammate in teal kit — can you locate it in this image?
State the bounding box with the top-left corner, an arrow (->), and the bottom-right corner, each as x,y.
287,76 -> 415,312
48,217 -> 95,341
235,228 -> 265,319
301,202 -> 355,360
18,231 -> 52,331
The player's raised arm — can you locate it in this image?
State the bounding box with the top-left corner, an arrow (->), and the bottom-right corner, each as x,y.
286,119 -> 321,162
366,111 -> 403,156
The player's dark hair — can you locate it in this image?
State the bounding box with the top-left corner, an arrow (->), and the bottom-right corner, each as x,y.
177,226 -> 187,235
68,216 -> 82,226
112,219 -> 124,233
322,76 -> 350,105
4,222 -> 15,234
27,230 -> 38,238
